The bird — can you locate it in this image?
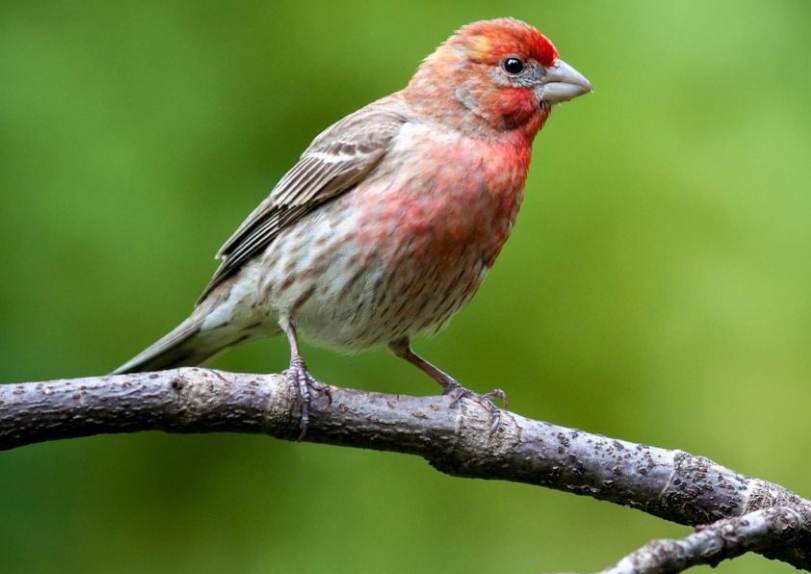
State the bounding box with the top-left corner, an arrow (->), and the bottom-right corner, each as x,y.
114,18 -> 592,437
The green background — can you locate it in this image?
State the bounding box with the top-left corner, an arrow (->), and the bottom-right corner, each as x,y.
2,1 -> 810,573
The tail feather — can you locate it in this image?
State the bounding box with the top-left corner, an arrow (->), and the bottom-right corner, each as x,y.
114,284 -> 275,375
113,314 -> 218,374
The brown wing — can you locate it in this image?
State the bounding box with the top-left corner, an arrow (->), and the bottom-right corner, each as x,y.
198,94 -> 409,302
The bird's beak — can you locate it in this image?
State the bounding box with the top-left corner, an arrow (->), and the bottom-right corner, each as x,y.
539,59 -> 593,105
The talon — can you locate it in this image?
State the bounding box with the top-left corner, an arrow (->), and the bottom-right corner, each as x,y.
482,388 -> 508,410
286,359 -> 324,440
387,339 -> 507,437
444,383 -> 507,435
318,383 -> 333,408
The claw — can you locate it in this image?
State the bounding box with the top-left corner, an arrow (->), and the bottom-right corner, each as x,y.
445,383 -> 507,435
286,358 -> 329,440
387,339 -> 508,436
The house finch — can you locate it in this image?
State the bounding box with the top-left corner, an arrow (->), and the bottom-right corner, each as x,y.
115,18 -> 591,436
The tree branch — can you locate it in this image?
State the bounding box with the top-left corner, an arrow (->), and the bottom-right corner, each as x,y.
567,507 -> 806,574
2,368 -> 810,573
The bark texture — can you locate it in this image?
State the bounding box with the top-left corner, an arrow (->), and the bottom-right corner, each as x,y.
1,368 -> 809,573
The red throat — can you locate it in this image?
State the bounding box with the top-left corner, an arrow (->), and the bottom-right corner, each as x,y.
487,88 -> 552,136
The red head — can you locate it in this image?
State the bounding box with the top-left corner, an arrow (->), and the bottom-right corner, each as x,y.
457,18 -> 560,68
406,18 -> 591,139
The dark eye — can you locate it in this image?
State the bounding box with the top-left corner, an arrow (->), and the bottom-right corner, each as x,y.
502,57 -> 525,75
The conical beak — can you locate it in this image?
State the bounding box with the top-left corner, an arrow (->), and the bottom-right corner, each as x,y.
539,59 -> 593,104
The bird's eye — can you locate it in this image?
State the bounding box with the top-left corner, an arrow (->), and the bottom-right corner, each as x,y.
501,57 -> 525,75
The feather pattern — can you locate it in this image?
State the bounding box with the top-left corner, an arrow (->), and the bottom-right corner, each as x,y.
199,95 -> 410,301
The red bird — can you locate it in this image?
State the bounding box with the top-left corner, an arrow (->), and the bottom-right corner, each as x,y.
115,18 -> 592,435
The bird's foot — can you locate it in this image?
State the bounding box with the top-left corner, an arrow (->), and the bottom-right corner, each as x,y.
444,382 -> 508,435
286,358 -> 331,440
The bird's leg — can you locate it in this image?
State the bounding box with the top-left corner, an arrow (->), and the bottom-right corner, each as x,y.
388,338 -> 507,433
282,319 -> 329,440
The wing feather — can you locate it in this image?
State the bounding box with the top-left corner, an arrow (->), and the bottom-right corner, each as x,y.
198,94 -> 409,301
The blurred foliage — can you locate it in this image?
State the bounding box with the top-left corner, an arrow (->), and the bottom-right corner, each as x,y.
2,1 -> 811,573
